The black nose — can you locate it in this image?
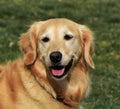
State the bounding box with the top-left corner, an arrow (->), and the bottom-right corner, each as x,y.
50,51 -> 62,64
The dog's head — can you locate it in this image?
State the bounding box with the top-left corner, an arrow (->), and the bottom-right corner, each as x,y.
20,18 -> 94,80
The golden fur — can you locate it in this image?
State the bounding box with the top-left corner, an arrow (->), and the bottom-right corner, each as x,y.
0,18 -> 94,109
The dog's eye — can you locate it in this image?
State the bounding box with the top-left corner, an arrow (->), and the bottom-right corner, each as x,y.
64,34 -> 73,40
41,37 -> 50,42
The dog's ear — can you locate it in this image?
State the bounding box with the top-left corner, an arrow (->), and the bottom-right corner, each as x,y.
19,25 -> 37,65
79,25 -> 95,69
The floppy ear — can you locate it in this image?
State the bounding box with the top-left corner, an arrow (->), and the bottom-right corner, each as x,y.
79,25 -> 95,69
19,26 -> 37,65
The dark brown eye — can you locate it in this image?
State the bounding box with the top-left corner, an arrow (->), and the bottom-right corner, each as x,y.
64,34 -> 73,40
41,37 -> 50,42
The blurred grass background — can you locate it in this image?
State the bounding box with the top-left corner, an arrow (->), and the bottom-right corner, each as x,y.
0,0 -> 120,108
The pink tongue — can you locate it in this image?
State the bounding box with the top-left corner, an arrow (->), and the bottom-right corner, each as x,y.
52,68 -> 65,76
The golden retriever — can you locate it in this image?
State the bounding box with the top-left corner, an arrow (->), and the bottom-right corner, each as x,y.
0,18 -> 94,109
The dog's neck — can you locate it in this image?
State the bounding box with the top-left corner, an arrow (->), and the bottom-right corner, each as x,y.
30,59 -> 88,108
30,60 -> 72,99
30,59 -> 70,102
48,75 -> 68,99
47,62 -> 89,107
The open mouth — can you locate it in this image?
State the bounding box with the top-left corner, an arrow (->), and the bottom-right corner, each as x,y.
50,58 -> 73,79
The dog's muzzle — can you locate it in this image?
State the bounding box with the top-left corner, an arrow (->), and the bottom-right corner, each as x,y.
49,51 -> 73,79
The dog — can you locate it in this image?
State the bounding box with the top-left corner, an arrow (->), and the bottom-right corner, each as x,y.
0,18 -> 94,109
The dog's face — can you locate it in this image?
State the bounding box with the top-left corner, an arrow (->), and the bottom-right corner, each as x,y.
38,20 -> 81,79
20,18 -> 94,80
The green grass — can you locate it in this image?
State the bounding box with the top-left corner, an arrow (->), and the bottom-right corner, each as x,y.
0,0 -> 120,108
